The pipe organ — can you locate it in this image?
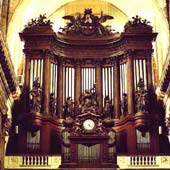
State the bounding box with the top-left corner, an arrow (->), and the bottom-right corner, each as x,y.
8,9 -> 161,169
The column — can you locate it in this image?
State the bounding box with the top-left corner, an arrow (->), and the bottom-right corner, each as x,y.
74,63 -> 81,107
114,60 -> 120,118
96,64 -> 102,112
57,58 -> 63,118
127,55 -> 135,114
42,50 -> 51,114
147,55 -> 154,94
23,51 -> 30,113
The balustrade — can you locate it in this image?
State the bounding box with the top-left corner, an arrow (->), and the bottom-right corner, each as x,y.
22,155 -> 48,166
130,155 -> 156,166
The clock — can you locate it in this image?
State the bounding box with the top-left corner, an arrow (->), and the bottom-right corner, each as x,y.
83,119 -> 95,131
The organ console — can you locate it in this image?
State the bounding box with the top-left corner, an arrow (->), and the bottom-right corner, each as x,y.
12,8 -> 160,167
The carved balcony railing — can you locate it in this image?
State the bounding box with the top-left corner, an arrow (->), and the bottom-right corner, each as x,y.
5,155 -> 170,169
22,155 -> 48,166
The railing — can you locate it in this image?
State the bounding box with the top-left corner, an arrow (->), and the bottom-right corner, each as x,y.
118,155 -> 170,169
130,155 -> 156,166
5,155 -> 61,169
22,156 -> 48,166
5,155 -> 170,169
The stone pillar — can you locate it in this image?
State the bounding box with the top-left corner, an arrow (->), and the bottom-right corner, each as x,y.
96,64 -> 102,112
114,60 -> 120,118
127,54 -> 135,114
57,58 -> 63,118
42,51 -> 51,114
75,63 -> 81,107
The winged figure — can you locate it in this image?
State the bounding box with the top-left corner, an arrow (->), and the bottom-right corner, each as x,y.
62,14 -> 82,32
99,11 -> 114,23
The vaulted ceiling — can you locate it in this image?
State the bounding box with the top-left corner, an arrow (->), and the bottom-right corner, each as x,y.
0,0 -> 169,82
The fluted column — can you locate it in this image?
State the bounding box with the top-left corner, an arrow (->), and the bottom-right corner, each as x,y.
75,63 -> 81,106
42,50 -> 51,114
96,63 -> 102,113
114,60 -> 120,118
57,58 -> 63,118
127,54 -> 135,114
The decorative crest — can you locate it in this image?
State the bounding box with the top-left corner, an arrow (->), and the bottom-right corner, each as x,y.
25,14 -> 53,28
124,15 -> 152,33
125,15 -> 151,27
59,9 -> 114,36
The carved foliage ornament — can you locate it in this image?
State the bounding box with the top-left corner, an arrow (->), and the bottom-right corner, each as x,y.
125,15 -> 152,28
60,9 -> 114,36
25,14 -> 53,28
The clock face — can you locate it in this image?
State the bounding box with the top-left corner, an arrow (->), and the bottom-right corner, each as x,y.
83,119 -> 95,131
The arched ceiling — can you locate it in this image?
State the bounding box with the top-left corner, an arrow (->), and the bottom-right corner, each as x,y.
3,0 -> 170,79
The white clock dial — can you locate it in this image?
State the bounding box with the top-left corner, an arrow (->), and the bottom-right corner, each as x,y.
83,119 -> 95,130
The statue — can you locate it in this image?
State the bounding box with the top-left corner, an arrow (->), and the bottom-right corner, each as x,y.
78,84 -> 99,114
60,9 -> 114,36
50,93 -> 57,115
135,78 -> 149,112
29,77 -> 42,113
103,96 -> 113,118
121,93 -> 128,116
63,97 -> 74,119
